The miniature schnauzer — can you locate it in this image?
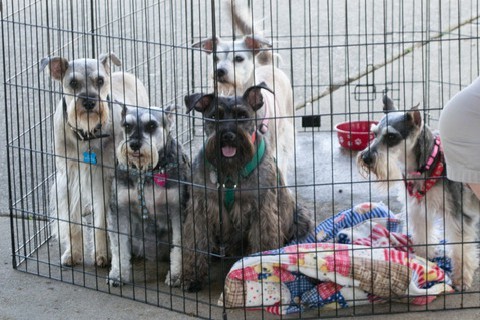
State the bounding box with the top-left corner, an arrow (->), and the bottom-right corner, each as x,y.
357,95 -> 479,290
193,0 -> 295,184
168,83 -> 314,292
106,104 -> 190,287
41,53 -> 149,267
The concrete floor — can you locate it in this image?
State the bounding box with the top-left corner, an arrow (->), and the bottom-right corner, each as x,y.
3,131 -> 479,319
2,0 -> 480,319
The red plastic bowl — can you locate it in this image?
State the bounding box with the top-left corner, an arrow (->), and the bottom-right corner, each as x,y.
334,120 -> 378,151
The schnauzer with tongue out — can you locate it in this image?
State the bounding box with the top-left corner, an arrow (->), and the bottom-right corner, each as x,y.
185,83 -> 267,180
176,83 -> 313,292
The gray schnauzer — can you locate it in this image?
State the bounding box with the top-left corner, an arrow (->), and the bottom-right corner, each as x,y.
193,0 -> 295,185
357,95 -> 479,290
168,83 -> 314,292
41,53 -> 149,267
107,104 -> 190,287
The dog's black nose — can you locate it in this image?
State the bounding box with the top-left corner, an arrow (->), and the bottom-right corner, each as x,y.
129,141 -> 142,151
361,151 -> 375,166
82,98 -> 97,110
222,131 -> 236,142
215,68 -> 226,79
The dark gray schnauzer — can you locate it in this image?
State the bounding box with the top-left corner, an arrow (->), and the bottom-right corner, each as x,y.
107,104 -> 190,287
168,83 -> 314,292
357,95 -> 479,290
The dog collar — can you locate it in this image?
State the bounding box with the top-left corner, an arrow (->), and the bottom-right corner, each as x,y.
409,135 -> 442,176
119,157 -> 179,219
206,135 -> 266,212
404,135 -> 445,200
63,96 -> 111,141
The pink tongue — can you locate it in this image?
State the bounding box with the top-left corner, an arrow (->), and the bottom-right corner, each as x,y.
222,146 -> 236,157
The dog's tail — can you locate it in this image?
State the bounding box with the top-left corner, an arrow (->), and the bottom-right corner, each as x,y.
225,0 -> 253,36
225,0 -> 274,65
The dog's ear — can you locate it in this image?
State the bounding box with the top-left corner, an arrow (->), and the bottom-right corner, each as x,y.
382,95 -> 397,113
163,104 -> 179,127
98,53 -> 122,74
192,37 -> 220,54
112,99 -> 128,120
407,103 -> 422,127
184,93 -> 214,114
113,99 -> 128,121
243,35 -> 272,54
40,56 -> 69,81
243,85 -> 265,111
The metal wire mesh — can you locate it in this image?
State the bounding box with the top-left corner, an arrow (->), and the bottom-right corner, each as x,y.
2,0 -> 479,318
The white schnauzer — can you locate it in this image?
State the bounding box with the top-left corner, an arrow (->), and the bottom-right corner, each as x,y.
41,53 -> 149,267
107,104 -> 190,287
357,95 -> 479,290
192,0 -> 295,184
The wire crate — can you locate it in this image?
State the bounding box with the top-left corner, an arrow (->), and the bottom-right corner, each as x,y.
2,0 -> 479,318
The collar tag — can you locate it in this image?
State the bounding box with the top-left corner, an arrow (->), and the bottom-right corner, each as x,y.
83,151 -> 97,165
153,172 -> 168,187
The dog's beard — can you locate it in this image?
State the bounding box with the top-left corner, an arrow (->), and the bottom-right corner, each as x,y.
68,100 -> 109,133
357,150 -> 402,191
210,68 -> 251,96
213,80 -> 236,96
205,130 -> 255,177
117,142 -> 158,171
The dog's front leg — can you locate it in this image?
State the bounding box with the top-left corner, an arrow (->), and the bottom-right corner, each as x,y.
407,199 -> 435,259
53,173 -> 84,266
91,175 -> 110,267
165,211 -> 183,287
248,195 -> 285,253
179,199 -> 211,292
107,209 -> 132,287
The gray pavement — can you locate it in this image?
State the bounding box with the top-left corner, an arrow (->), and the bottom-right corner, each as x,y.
1,0 -> 480,319
1,214 -> 480,319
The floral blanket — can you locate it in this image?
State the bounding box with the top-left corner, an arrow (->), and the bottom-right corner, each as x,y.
219,202 -> 453,315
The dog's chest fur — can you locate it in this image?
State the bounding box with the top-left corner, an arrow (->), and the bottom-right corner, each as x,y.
116,172 -> 180,220
191,148 -> 278,242
53,100 -> 120,170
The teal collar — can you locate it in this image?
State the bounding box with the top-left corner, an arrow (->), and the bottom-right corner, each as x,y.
206,136 -> 266,212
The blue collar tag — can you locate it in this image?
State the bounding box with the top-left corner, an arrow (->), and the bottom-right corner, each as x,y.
83,151 -> 97,165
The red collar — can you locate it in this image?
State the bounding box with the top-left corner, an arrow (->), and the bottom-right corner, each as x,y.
404,136 -> 445,200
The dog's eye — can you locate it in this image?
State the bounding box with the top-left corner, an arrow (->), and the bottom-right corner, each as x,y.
69,78 -> 79,89
236,111 -> 249,120
145,121 -> 158,133
234,55 -> 244,63
386,133 -> 396,140
123,123 -> 133,133
384,133 -> 399,146
97,77 -> 104,87
208,111 -> 223,120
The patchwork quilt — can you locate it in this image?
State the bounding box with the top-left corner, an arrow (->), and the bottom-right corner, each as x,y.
219,202 -> 454,315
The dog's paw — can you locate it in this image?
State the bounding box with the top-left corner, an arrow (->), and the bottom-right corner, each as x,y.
106,277 -> 123,287
182,279 -> 203,293
95,254 -> 109,268
452,273 -> 473,291
106,273 -> 123,287
164,271 -> 182,287
61,251 -> 82,266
